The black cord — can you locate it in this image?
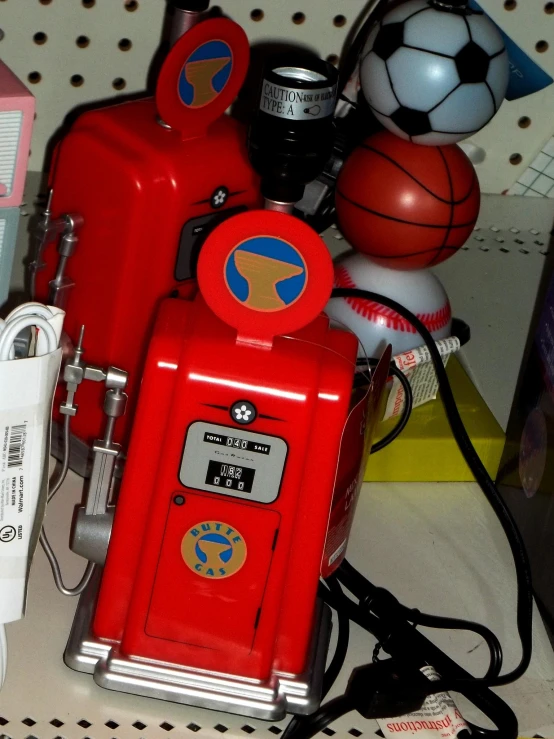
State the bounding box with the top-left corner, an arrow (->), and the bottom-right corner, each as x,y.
338,560 -> 503,680
321,576 -> 350,697
338,560 -> 503,681
358,359 -> 414,454
404,610 -> 503,681
279,288 -> 533,738
337,3 -> 383,98
282,577 -> 350,739
331,287 -> 533,690
317,573 -> 519,738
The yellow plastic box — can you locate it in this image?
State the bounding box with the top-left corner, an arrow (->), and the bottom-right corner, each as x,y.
365,357 -> 505,482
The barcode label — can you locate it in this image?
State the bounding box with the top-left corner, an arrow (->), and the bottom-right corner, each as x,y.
0,110 -> 23,197
8,424 -> 26,469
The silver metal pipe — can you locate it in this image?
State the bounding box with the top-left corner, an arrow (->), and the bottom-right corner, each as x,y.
264,199 -> 295,214
170,8 -> 202,46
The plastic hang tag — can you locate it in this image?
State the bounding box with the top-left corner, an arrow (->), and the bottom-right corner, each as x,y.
384,337 -> 460,421
469,0 -> 553,100
322,344 -> 391,578
0,347 -> 62,623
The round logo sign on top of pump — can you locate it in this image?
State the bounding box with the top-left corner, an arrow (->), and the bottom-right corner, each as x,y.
156,18 -> 250,138
197,210 -> 334,341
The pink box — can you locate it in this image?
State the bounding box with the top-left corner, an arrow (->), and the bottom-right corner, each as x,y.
0,61 -> 35,208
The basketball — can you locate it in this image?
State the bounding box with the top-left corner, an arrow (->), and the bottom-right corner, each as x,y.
335,131 -> 480,270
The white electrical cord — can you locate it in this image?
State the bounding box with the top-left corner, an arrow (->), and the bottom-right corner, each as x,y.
39,413 -> 97,596
0,304 -> 61,691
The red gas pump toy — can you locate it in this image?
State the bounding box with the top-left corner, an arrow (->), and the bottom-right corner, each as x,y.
32,3 -> 261,470
64,207 -> 361,719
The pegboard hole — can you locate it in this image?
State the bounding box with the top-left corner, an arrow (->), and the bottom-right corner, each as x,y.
518,116 -> 531,128
536,40 -> 549,52
520,248 -> 530,254
118,37 -> 132,50
38,0 -> 52,4
333,14 -> 347,27
77,720 -> 92,729
49,720 -> 64,728
546,2 -> 554,13
21,719 -> 36,727
160,722 -> 174,732
112,77 -> 127,90
509,153 -> 523,165
105,721 -> 119,730
76,35 -> 90,48
292,12 -> 306,24
322,730 -> 336,736
70,74 -> 84,87
250,8 -> 264,21
241,727 -> 255,735
187,724 -> 202,733
28,71 -> 42,84
133,721 -> 147,731
33,31 -> 47,45
0,717 -> 8,726
214,725 -> 229,733
503,0 -> 517,8
125,0 -> 139,10
82,0 -> 96,7
326,54 -> 339,65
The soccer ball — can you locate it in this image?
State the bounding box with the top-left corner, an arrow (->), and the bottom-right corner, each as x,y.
360,0 -> 510,146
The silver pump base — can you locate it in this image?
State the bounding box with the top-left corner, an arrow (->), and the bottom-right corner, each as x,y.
64,571 -> 331,721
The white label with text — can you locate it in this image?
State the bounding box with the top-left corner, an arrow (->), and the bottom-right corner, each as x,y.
260,80 -> 336,120
0,414 -> 31,580
384,338 -> 461,420
377,666 -> 469,738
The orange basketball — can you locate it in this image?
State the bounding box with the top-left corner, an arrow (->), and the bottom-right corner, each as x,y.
335,131 -> 480,270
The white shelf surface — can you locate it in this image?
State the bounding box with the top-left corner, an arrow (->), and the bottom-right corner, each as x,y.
1,471 -> 553,738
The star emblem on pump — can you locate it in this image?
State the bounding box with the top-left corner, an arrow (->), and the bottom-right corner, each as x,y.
211,186 -> 229,209
235,405 -> 251,420
230,400 -> 257,425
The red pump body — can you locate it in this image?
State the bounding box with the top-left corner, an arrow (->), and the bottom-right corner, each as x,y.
35,19 -> 261,447
92,212 -> 358,684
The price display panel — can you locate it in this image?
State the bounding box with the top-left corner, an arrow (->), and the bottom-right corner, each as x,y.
180,421 -> 288,503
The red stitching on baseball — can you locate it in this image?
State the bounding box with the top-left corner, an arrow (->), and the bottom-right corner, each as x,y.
334,266 -> 451,334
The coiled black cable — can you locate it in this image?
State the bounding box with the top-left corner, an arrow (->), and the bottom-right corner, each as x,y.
331,287 -> 533,691
283,288 -> 532,738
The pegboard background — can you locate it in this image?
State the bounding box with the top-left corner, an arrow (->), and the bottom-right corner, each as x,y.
0,0 -> 553,192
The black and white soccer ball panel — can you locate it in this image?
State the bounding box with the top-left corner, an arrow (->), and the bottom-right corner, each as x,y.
360,0 -> 509,146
